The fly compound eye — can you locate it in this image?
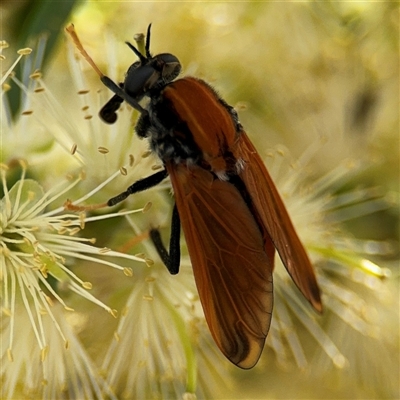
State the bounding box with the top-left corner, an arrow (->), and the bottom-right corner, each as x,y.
124,53 -> 181,99
126,61 -> 141,74
156,53 -> 181,82
123,64 -> 160,99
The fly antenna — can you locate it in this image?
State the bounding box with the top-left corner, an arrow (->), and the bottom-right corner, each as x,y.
145,23 -> 152,58
125,41 -> 147,63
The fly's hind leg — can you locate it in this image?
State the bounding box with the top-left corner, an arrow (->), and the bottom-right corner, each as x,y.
149,204 -> 181,274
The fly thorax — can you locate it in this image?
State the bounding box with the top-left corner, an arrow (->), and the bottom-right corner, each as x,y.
143,96 -> 203,165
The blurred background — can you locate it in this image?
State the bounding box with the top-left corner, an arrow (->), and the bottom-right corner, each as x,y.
2,1 -> 399,399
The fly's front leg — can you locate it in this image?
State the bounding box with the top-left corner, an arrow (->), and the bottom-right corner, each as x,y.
100,76 -> 148,115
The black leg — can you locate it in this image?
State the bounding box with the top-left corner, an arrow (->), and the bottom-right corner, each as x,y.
149,204 -> 181,275
99,93 -> 124,124
107,168 -> 168,206
100,75 -> 147,114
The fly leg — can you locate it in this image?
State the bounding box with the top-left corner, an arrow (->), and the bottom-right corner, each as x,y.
149,204 -> 181,275
107,169 -> 168,206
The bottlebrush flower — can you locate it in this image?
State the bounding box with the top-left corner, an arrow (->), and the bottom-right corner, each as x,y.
0,160 -> 144,399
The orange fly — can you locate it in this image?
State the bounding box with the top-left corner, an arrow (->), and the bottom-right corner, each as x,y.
66,24 -> 322,369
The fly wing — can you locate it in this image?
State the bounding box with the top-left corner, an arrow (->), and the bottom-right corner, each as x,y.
167,163 -> 273,369
237,133 -> 322,312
